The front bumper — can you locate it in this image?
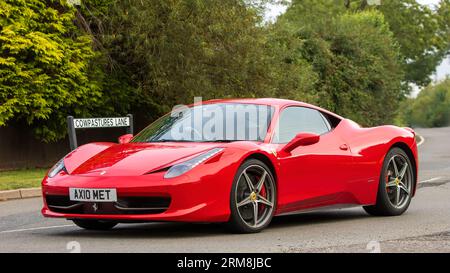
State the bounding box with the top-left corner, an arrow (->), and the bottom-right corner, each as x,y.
41,169 -> 234,223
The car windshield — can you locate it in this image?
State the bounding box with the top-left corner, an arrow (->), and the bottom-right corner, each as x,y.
131,103 -> 274,143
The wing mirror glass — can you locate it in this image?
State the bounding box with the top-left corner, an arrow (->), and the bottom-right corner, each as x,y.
118,134 -> 133,144
282,133 -> 320,153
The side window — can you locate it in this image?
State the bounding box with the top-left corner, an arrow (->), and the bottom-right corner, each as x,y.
320,112 -> 332,131
273,107 -> 330,143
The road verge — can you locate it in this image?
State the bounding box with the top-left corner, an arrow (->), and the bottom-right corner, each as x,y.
0,187 -> 41,201
417,134 -> 425,146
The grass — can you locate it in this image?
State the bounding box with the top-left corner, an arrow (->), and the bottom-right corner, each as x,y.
0,168 -> 48,191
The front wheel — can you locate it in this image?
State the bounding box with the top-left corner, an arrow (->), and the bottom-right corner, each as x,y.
364,147 -> 414,216
228,159 -> 277,233
72,219 -> 117,230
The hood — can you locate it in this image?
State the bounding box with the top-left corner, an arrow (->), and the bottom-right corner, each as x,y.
67,142 -> 222,176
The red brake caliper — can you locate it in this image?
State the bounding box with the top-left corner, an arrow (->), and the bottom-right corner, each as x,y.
386,170 -> 392,193
259,183 -> 267,211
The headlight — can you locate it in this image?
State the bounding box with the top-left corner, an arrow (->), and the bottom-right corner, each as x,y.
48,158 -> 67,178
164,148 -> 224,179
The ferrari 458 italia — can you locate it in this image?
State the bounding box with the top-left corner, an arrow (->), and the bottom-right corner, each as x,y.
42,99 -> 418,233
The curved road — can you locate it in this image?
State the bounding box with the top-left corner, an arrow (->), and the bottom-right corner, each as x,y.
1,127 -> 450,253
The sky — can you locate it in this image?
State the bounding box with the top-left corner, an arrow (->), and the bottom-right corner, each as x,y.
265,0 -> 450,89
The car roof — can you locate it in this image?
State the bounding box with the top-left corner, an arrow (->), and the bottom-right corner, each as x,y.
198,98 -> 343,119
201,98 -> 304,106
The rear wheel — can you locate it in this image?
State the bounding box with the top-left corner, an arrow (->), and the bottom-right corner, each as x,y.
228,159 -> 276,233
364,148 -> 414,216
72,219 -> 117,230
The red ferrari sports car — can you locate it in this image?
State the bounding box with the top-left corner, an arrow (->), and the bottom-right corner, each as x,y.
42,98 -> 418,233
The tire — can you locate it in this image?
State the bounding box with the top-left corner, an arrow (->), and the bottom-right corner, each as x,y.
228,159 -> 277,233
364,147 -> 414,216
72,219 -> 117,230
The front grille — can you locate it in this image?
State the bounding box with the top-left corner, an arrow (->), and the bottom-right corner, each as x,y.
45,195 -> 83,213
46,195 -> 171,215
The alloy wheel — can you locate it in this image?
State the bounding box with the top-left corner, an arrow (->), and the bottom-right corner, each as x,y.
235,165 -> 275,229
385,154 -> 413,209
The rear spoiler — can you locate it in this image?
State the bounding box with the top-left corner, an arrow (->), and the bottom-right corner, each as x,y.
403,127 -> 416,136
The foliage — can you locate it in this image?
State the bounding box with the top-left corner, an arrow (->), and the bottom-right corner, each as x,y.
402,79 -> 450,127
81,0 -> 280,123
282,0 -> 450,88
265,22 -> 318,102
275,3 -> 404,126
0,0 -> 104,141
1,0 -> 448,141
376,0 -> 450,87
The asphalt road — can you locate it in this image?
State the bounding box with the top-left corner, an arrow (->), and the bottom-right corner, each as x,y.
1,127 -> 450,253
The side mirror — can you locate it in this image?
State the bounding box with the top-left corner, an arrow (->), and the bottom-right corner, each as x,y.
118,134 -> 133,144
282,133 -> 320,153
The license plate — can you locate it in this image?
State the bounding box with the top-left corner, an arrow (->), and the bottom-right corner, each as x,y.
69,188 -> 117,202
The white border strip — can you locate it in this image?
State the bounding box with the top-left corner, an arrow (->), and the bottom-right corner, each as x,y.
419,177 -> 442,184
417,135 -> 425,147
0,224 -> 74,234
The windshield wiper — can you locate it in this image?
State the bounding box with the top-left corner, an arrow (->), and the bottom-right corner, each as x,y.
149,139 -> 196,143
149,139 -> 248,143
201,140 -> 247,143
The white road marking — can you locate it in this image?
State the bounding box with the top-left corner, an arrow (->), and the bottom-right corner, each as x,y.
417,135 -> 425,147
420,177 -> 443,183
0,224 -> 74,234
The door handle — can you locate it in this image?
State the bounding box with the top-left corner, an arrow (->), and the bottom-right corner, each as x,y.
339,144 -> 349,151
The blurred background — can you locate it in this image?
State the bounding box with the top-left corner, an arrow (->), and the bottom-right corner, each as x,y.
0,0 -> 449,188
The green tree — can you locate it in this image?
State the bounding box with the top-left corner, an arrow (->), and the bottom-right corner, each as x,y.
275,3 -> 404,125
0,0 -> 103,141
281,0 -> 450,87
265,22 -> 319,102
375,0 -> 450,87
81,0 -> 278,122
403,79 -> 450,127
